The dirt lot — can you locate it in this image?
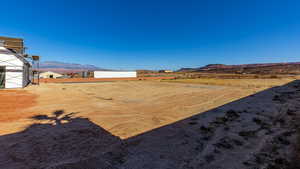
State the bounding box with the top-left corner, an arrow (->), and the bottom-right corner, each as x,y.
39,76 -> 175,83
1,78 -> 300,169
0,79 -> 293,138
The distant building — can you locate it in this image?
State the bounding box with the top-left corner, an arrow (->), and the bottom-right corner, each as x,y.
73,71 -> 93,78
0,37 -> 31,89
39,71 -> 63,79
158,70 -> 173,73
94,71 -> 137,78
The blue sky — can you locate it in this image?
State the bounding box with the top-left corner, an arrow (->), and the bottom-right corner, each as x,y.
1,0 -> 300,70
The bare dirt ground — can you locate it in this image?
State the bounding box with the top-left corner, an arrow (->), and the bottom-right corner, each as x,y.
1,79 -> 299,169
0,80 -> 280,138
39,76 -> 175,83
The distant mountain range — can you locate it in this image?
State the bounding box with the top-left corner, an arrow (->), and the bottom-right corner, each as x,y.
38,61 -> 108,73
178,62 -> 300,74
37,61 -> 300,75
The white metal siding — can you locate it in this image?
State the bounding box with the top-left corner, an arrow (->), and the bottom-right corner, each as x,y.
0,54 -> 23,68
5,71 -> 23,88
94,71 -> 137,78
0,47 -> 30,88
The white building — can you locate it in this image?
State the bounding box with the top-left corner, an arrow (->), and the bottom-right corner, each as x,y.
39,71 -> 63,79
0,46 -> 31,89
94,71 -> 137,78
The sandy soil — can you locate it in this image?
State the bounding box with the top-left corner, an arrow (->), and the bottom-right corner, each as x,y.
0,90 -> 37,122
0,79 -> 299,169
1,81 -> 267,138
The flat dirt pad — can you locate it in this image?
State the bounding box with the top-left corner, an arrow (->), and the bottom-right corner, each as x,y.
0,90 -> 37,122
1,80 -> 288,138
1,79 -> 299,169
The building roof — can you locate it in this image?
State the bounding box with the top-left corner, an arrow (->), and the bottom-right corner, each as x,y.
0,46 -> 31,66
39,71 -> 63,76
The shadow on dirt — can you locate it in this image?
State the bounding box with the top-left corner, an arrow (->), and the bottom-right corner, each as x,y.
1,80 -> 300,169
0,110 -> 126,169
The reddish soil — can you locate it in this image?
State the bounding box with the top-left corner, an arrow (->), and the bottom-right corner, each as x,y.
39,76 -> 176,83
0,90 -> 37,122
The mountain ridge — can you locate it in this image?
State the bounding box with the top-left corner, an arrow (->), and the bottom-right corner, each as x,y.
37,61 -> 108,73
178,62 -> 300,74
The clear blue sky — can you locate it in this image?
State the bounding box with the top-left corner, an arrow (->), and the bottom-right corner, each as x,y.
1,0 -> 300,70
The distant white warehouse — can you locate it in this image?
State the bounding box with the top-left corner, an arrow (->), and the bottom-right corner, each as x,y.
39,71 -> 63,79
0,46 -> 31,89
94,71 -> 137,78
